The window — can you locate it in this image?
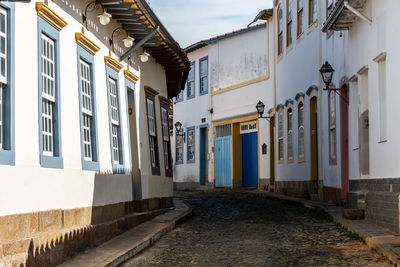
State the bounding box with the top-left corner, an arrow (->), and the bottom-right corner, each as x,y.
309,0 -> 317,25
187,127 -> 195,163
350,79 -> 359,149
175,130 -> 183,164
38,16 -> 63,168
200,56 -> 208,95
328,91 -> 337,164
146,92 -> 160,175
278,110 -> 284,162
378,58 -> 387,142
106,67 -> 124,168
298,102 -> 305,160
278,5 -> 283,55
287,0 -> 293,47
175,90 -> 183,102
0,3 -> 14,166
297,0 -> 304,36
160,101 -> 172,177
77,45 -> 99,171
287,108 -> 293,161
187,62 -> 195,99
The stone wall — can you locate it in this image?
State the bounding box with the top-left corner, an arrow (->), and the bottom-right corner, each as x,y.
0,197 -> 173,266
322,186 -> 342,204
349,178 -> 400,233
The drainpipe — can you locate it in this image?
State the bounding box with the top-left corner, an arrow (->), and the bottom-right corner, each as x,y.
344,1 -> 372,25
318,0 -> 324,199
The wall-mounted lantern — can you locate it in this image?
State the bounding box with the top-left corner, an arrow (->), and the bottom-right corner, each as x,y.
256,101 -> 274,121
174,121 -> 186,142
319,61 -> 348,104
82,1 -> 116,26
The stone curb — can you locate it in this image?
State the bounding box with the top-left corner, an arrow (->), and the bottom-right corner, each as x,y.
59,198 -> 193,267
240,190 -> 399,266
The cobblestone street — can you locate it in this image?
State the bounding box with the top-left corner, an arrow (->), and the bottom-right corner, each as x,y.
123,192 -> 392,266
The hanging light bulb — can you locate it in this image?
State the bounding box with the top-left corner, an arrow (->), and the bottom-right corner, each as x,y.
140,52 -> 150,63
98,11 -> 112,25
122,36 -> 135,48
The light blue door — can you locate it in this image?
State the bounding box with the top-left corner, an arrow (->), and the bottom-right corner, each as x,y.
215,136 -> 232,187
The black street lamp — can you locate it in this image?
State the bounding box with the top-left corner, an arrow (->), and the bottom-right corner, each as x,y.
174,121 -> 186,142
319,61 -> 348,104
256,101 -> 274,121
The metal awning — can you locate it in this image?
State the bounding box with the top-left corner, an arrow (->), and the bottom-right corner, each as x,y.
98,0 -> 190,98
322,0 -> 368,32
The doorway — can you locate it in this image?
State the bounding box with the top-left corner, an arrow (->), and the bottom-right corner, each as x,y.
340,85 -> 349,199
242,132 -> 258,187
310,97 -> 318,181
215,124 -> 232,187
199,126 -> 207,185
269,118 -> 275,186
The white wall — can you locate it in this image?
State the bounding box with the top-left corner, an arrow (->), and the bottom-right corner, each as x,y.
0,1 -> 172,216
173,46 -> 212,184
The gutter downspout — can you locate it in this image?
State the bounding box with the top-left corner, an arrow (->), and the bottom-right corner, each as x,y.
344,1 -> 372,25
272,14 -> 277,188
318,0 -> 324,199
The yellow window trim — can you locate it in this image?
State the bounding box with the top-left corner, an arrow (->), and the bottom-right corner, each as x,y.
36,2 -> 68,31
75,33 -> 100,55
212,114 -> 258,127
158,95 -> 171,105
212,75 -> 269,96
144,86 -> 159,96
104,56 -> 123,72
124,69 -> 139,84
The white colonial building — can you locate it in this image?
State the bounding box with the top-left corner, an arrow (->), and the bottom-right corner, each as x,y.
173,18 -> 275,190
0,0 -> 189,265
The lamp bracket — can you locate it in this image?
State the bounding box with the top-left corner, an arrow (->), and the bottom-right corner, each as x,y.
119,26 -> 159,62
259,115 -> 274,122
109,27 -> 125,47
82,1 -> 101,25
323,88 -> 349,104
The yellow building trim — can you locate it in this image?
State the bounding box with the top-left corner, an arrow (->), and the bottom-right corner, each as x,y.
212,114 -> 258,128
212,75 -> 269,96
158,95 -> 171,105
75,33 -> 100,55
104,56 -> 123,72
144,86 -> 159,96
36,2 -> 67,31
124,69 -> 139,84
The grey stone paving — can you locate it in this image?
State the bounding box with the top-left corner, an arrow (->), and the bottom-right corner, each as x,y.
123,191 -> 393,266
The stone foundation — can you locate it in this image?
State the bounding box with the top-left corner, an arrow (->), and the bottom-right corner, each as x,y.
322,186 -> 343,204
276,181 -> 318,199
258,179 -> 270,190
348,178 -> 400,233
174,182 -> 213,191
0,197 -> 173,266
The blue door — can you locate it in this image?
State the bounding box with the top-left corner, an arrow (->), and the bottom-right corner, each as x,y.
199,127 -> 207,185
242,132 -> 258,187
215,136 -> 232,187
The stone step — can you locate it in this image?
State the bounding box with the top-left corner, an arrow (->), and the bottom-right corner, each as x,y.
342,209 -> 364,220
310,194 -> 320,202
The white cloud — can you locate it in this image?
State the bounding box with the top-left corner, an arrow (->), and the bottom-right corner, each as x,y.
148,0 -> 273,48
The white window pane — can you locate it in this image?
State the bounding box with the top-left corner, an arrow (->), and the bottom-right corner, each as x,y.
0,86 -> 2,148
112,124 -> 119,164
42,100 -> 53,156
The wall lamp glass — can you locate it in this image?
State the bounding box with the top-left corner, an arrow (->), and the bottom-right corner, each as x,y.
174,121 -> 186,142
319,61 -> 349,104
256,101 -> 274,121
140,51 -> 150,63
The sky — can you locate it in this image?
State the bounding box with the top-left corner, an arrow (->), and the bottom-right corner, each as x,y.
147,0 -> 273,48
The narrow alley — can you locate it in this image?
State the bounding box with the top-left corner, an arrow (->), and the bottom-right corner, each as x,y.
123,192 -> 391,266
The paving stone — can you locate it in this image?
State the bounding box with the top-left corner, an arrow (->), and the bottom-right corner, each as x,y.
123,192 -> 393,266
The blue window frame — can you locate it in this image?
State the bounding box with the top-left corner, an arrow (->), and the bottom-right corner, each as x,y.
77,45 -> 99,171
187,62 -> 195,100
187,126 -> 195,163
105,65 -> 124,170
175,90 -> 183,103
38,17 -> 63,169
0,3 -> 14,166
175,129 -> 183,165
199,56 -> 208,95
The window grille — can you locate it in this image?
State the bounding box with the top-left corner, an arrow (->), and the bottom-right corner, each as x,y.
215,124 -> 231,138
0,7 -> 7,84
200,58 -> 208,94
80,60 -> 93,160
109,78 -> 120,164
